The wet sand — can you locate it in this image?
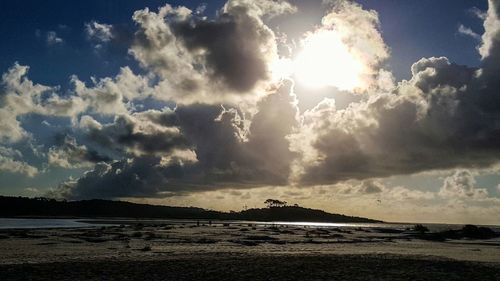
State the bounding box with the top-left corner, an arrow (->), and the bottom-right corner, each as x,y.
1,222 -> 499,280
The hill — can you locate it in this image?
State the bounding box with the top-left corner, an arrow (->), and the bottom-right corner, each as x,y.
0,196 -> 381,223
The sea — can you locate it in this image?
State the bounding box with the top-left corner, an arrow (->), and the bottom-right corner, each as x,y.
1,218 -> 500,232
0,218 -> 95,229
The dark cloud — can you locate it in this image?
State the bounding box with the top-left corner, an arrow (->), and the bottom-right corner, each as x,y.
82,110 -> 190,157
58,81 -> 299,199
287,0 -> 500,185
48,135 -> 110,169
129,1 -> 295,102
293,52 -> 500,184
175,79 -> 299,185
55,158 -> 180,199
23,0 -> 500,201
172,15 -> 269,92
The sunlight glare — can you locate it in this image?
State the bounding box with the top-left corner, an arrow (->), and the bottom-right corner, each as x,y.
294,30 -> 364,90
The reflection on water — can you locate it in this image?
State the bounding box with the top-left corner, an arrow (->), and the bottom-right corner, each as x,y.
1,218 -> 499,232
0,218 -> 93,229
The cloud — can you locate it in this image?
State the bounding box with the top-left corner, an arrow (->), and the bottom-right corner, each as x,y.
458,24 -> 481,40
24,187 -> 40,194
357,180 -> 385,194
52,80 -> 299,199
470,7 -> 487,20
0,62 -> 156,145
80,109 -> 190,157
439,170 -> 489,199
48,135 -> 110,169
479,0 -> 500,59
173,80 -> 299,186
0,146 -> 38,177
314,0 -> 390,91
85,21 -> 115,52
85,21 -> 114,42
46,31 -> 63,45
333,179 -> 436,202
130,0 -> 295,103
290,41 -> 500,184
0,63 -> 54,143
334,180 -> 384,195
1,0 -> 500,206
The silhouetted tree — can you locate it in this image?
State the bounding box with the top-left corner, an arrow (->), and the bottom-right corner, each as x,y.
264,199 -> 287,208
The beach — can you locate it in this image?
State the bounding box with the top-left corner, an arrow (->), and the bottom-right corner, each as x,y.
1,221 -> 500,280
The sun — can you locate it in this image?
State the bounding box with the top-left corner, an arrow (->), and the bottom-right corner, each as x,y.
295,30 -> 364,90
272,30 -> 365,91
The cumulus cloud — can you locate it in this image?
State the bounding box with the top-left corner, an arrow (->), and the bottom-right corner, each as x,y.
48,135 -> 110,169
479,0 -> 500,59
85,21 -> 114,42
46,31 -> 63,45
130,0 -> 295,103
334,180 -> 436,202
282,0 -> 393,115
53,80 -> 299,199
313,0 -> 390,91
0,63 -> 54,143
1,0 -> 500,205
0,146 -> 38,177
287,0 -> 500,185
80,109 -> 189,157
440,170 -> 489,199
0,63 -> 156,145
334,180 -> 385,195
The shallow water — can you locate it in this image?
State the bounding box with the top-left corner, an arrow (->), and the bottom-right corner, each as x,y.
1,218 -> 499,232
0,218 -> 94,229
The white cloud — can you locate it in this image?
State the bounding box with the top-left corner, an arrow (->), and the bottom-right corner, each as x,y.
48,136 -> 106,169
440,170 -> 489,199
25,187 -> 40,194
458,24 -> 481,40
0,146 -> 38,177
479,0 -> 500,58
46,31 -> 63,45
470,7 -> 487,20
320,0 -> 390,91
85,21 -> 114,42
129,1 -> 295,104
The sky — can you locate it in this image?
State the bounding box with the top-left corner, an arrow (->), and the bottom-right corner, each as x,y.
0,0 -> 499,224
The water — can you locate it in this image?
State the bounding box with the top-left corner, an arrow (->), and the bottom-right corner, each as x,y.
1,218 -> 499,232
81,219 -> 500,232
257,221 -> 500,232
0,218 -> 95,229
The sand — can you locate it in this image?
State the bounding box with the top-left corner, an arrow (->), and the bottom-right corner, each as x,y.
1,222 -> 499,280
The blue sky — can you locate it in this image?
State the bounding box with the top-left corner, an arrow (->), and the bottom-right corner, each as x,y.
0,0 -> 487,86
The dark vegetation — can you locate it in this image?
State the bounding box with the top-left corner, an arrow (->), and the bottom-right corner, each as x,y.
0,196 -> 380,223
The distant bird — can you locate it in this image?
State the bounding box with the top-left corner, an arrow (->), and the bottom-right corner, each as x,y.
376,199 -> 382,204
